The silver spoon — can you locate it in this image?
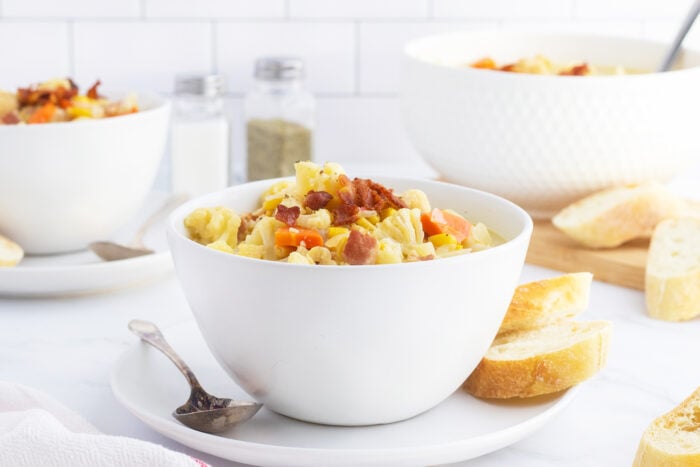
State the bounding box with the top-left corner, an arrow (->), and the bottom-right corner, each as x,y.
128,319 -> 262,433
90,193 -> 187,261
658,0 -> 700,72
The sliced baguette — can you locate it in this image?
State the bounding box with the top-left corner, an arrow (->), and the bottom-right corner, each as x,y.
464,320 -> 611,399
645,218 -> 700,321
500,272 -> 592,334
0,234 -> 23,267
633,387 -> 700,467
552,182 -> 683,248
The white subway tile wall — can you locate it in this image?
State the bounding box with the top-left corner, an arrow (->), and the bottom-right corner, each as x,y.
1,0 -> 698,184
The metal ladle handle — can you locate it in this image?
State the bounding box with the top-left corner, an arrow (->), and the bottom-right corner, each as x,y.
128,319 -> 203,391
658,0 -> 700,72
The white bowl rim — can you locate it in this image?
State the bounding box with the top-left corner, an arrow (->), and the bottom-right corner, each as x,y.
167,176 -> 534,271
0,90 -> 169,131
403,30 -> 700,79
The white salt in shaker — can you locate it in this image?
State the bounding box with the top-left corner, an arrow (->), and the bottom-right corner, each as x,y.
170,74 -> 230,197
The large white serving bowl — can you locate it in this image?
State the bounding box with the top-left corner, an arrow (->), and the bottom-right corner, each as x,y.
167,177 -> 533,426
401,32 -> 700,218
0,93 -> 170,254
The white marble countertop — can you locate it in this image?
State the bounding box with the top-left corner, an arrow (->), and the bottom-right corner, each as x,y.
2,165 -> 700,467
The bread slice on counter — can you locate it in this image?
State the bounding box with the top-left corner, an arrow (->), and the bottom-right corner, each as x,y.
633,387 -> 700,467
552,182 -> 683,248
645,218 -> 700,321
499,272 -> 593,334
0,234 -> 23,267
464,320 -> 611,399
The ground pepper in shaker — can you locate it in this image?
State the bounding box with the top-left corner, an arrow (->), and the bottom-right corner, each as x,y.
170,74 -> 230,197
245,57 -> 315,181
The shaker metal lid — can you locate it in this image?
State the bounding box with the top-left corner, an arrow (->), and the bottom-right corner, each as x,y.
175,74 -> 226,96
254,57 -> 305,81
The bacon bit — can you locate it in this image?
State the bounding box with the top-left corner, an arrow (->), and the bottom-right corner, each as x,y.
17,83 -> 78,107
343,230 -> 378,265
275,204 -> 301,226
1,112 -> 20,125
304,190 -> 333,210
238,212 -> 258,242
499,64 -> 517,72
332,203 -> 360,226
86,80 -> 102,99
419,255 -> 436,261
333,175 -> 405,225
559,63 -> 590,76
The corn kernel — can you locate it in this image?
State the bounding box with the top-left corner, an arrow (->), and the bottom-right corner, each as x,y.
428,233 -> 458,248
67,106 -> 93,118
327,227 -> 348,238
262,196 -> 284,211
380,208 -> 396,220
355,217 -> 375,231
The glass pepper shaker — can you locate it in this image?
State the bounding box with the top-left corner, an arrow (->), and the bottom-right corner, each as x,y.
244,57 -> 315,181
170,74 -> 230,197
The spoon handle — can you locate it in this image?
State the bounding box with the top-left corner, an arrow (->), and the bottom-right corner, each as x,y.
128,319 -> 203,391
658,0 -> 700,72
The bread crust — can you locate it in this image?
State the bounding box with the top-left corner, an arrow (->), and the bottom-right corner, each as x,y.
500,272 -> 592,333
645,218 -> 700,321
464,321 -> 611,399
0,234 -> 23,267
552,183 -> 682,249
633,387 -> 700,467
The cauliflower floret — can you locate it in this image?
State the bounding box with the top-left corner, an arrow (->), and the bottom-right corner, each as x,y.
405,241 -> 436,261
261,180 -> 296,211
464,222 -> 493,251
307,246 -> 335,265
294,161 -> 345,200
375,238 -> 402,264
373,208 -> 425,254
287,251 -> 314,265
240,217 -> 285,260
297,208 -> 332,230
184,207 -> 241,250
400,189 -> 431,213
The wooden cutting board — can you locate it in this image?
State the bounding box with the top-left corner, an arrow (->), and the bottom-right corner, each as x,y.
526,220 -> 648,290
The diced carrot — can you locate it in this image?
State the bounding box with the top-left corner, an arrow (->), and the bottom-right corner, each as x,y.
275,226 -> 324,249
421,208 -> 472,243
27,102 -> 56,124
471,57 -> 497,69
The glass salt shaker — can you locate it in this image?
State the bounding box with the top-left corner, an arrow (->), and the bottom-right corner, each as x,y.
170,74 -> 230,197
244,57 -> 315,181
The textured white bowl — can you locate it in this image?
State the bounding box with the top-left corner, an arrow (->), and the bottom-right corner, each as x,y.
401,32 -> 700,218
167,177 -> 532,426
0,93 -> 170,254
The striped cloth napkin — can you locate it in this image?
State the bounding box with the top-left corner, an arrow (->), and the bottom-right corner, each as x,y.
0,381 -> 207,467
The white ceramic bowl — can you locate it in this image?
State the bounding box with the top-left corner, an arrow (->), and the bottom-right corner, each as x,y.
401,32 -> 700,218
167,177 -> 532,426
0,93 -> 170,254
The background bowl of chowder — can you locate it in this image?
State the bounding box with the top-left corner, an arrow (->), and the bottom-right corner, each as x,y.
0,91 -> 170,254
401,31 -> 700,218
167,175 -> 532,426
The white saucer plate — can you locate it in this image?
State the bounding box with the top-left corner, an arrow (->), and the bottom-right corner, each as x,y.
111,321 -> 580,467
0,192 -> 173,297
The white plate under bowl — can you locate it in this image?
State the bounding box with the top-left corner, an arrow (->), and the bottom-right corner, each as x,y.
111,321 -> 580,467
0,192 -> 174,297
